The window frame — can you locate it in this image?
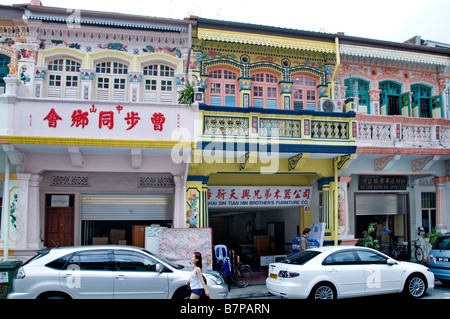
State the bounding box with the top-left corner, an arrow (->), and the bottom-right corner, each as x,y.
112,250 -> 162,272
142,63 -> 176,103
95,60 -> 129,101
65,250 -> 113,271
291,73 -> 319,111
354,249 -> 389,265
344,78 -> 370,113
411,84 -> 433,118
46,58 -> 81,99
251,70 -> 279,109
207,67 -> 239,107
380,81 -> 402,115
322,250 -> 359,266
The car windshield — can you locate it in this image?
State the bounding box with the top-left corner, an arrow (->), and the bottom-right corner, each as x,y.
432,236 -> 450,250
281,250 -> 321,265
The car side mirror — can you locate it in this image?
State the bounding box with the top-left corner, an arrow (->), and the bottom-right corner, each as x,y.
155,263 -> 164,273
387,258 -> 396,265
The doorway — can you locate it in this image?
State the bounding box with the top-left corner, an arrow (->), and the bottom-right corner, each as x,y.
45,194 -> 75,247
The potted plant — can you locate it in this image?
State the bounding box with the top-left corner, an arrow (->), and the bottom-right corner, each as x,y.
178,80 -> 194,105
357,223 -> 380,251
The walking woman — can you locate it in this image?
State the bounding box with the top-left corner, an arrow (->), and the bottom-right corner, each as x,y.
187,251 -> 210,299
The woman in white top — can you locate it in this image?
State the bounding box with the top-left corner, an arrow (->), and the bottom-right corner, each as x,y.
186,251 -> 210,299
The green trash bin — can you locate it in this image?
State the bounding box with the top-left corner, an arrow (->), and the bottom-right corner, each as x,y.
0,260 -> 23,299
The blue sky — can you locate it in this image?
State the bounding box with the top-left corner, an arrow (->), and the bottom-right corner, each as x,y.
1,0 -> 449,44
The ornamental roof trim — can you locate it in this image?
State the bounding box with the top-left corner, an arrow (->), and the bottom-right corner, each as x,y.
197,28 -> 336,53
340,44 -> 450,65
22,6 -> 190,33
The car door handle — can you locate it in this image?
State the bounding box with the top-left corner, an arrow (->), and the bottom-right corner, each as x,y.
115,275 -> 126,280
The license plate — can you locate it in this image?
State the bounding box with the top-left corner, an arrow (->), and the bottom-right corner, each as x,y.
437,257 -> 450,262
269,273 -> 278,280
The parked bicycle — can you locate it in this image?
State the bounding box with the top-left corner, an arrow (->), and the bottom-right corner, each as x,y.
390,238 -> 424,263
410,238 -> 424,263
217,260 -> 252,289
214,245 -> 252,289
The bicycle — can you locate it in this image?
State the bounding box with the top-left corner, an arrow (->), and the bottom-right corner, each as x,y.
410,238 -> 424,263
216,256 -> 252,289
390,238 -> 424,263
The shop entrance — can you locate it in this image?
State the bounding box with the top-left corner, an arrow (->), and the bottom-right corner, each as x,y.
209,206 -> 301,269
355,193 -> 409,256
45,194 -> 75,248
80,193 -> 172,247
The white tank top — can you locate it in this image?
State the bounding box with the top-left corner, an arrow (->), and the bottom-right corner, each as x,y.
189,268 -> 203,290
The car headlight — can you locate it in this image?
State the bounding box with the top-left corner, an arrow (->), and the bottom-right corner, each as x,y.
205,274 -> 223,285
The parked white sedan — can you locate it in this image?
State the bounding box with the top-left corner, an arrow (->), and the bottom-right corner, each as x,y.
266,246 -> 434,299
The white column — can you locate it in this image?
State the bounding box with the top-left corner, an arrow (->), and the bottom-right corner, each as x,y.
15,174 -> 43,250
28,174 -> 43,249
173,175 -> 186,228
15,174 -> 31,250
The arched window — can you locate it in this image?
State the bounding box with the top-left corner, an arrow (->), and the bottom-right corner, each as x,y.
411,84 -> 432,118
0,54 -> 11,94
379,81 -> 401,115
291,74 -> 318,111
345,78 -> 370,113
207,67 -> 238,106
251,71 -> 279,109
95,61 -> 128,101
46,58 -> 80,99
142,63 -> 175,103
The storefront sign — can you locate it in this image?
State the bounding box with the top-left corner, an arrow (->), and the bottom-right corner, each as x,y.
12,99 -> 194,142
358,175 -> 408,190
208,186 -> 312,207
51,195 -> 70,207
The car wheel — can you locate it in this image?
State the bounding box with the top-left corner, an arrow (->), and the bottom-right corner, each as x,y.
404,274 -> 426,298
310,283 -> 336,299
439,279 -> 450,288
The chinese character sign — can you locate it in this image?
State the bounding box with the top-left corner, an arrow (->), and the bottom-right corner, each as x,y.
15,100 -> 195,142
208,186 -> 312,207
42,104 -> 168,133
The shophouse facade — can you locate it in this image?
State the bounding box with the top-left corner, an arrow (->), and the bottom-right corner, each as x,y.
335,35 -> 450,255
186,18 -> 357,261
1,4 -> 196,261
1,4 -> 450,263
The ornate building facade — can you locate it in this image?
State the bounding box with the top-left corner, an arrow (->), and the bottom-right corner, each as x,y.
1,3 -> 449,262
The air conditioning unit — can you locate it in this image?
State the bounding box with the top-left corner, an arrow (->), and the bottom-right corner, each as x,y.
319,99 -> 343,113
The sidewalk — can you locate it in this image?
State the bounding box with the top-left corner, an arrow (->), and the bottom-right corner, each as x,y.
226,284 -> 272,299
226,270 -> 272,299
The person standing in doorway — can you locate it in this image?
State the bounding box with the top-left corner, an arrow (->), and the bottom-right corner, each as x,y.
299,228 -> 311,251
187,251 -> 210,299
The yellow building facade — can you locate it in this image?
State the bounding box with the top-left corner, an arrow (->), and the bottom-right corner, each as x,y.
185,18 -> 356,249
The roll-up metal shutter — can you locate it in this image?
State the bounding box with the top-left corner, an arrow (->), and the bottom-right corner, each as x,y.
355,194 -> 402,215
81,194 -> 172,221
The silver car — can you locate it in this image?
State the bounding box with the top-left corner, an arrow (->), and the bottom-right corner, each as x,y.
8,245 -> 228,299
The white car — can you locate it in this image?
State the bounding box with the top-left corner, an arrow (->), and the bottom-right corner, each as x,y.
8,245 -> 228,299
266,246 -> 434,299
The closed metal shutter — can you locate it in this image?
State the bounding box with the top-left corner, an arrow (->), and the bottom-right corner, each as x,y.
81,193 -> 172,221
355,194 -> 404,215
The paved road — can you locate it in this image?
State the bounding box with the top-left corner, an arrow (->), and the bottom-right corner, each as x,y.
239,280 -> 449,299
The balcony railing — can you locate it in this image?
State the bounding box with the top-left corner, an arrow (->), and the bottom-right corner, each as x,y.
199,105 -> 356,155
355,113 -> 450,149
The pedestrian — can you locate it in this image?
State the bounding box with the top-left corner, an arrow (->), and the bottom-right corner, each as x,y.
299,228 -> 311,251
186,251 -> 210,299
